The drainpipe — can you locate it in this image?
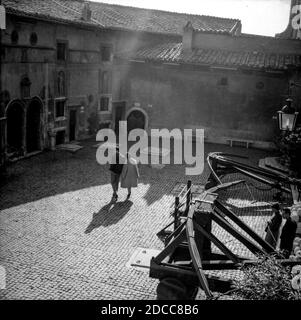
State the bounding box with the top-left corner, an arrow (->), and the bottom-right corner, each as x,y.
44,61 -> 49,149
0,0 -> 6,166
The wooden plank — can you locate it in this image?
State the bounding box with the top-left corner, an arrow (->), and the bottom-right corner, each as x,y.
186,205 -> 213,298
216,155 -> 289,181
165,220 -> 187,245
185,180 -> 192,215
150,258 -> 199,285
233,166 -> 291,193
194,258 -> 301,270
174,196 -> 180,229
201,260 -> 239,270
215,200 -> 276,254
153,226 -> 187,264
208,180 -> 246,193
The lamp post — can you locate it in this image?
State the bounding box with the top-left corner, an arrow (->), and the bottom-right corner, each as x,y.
277,98 -> 299,132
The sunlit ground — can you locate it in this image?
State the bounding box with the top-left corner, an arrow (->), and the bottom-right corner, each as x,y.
0,139 -> 286,299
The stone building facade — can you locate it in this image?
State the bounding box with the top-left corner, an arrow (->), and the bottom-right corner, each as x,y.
115,25 -> 301,147
0,0 -> 300,165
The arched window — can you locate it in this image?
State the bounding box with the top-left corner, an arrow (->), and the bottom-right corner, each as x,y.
57,71 -> 66,97
20,76 -> 31,99
0,90 -> 10,117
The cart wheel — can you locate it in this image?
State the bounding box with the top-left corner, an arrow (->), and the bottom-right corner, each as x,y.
156,278 -> 197,300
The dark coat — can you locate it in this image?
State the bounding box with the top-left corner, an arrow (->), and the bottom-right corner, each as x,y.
280,218 -> 297,254
265,212 -> 282,248
109,151 -> 124,175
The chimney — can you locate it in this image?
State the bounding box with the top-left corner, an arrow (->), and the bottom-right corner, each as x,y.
276,0 -> 301,39
182,21 -> 194,52
81,1 -> 92,21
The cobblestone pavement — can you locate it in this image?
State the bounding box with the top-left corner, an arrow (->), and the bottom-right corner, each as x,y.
0,140 -> 288,300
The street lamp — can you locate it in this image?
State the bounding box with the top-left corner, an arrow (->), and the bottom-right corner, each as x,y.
277,98 -> 299,132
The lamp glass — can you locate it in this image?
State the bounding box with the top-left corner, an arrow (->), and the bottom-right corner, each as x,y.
278,111 -> 298,131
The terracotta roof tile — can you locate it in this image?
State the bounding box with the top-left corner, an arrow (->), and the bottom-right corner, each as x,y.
4,0 -> 102,27
119,42 -> 301,70
3,0 -> 241,35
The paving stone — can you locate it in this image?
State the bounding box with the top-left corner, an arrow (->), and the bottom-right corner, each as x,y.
0,141 -> 280,299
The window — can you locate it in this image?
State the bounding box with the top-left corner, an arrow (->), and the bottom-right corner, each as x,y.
101,45 -> 112,62
20,76 -> 31,98
11,30 -> 19,44
101,71 -> 110,93
100,96 -> 109,112
30,32 -> 38,46
57,71 -> 66,96
55,100 -> 65,118
21,48 -> 28,63
99,95 -> 111,113
56,130 -> 65,145
57,41 -> 67,61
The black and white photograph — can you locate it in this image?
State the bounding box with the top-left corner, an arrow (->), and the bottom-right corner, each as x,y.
0,0 -> 301,305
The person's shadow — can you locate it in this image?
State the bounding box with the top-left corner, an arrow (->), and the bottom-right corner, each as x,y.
85,199 -> 133,233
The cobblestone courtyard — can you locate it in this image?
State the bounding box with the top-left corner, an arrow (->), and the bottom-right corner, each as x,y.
0,140 -> 284,300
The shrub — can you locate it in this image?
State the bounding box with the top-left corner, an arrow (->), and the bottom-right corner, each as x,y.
276,127 -> 301,177
232,254 -> 301,300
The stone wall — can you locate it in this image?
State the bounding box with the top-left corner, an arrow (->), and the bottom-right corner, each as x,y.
115,60 -> 295,148
0,14 -> 176,154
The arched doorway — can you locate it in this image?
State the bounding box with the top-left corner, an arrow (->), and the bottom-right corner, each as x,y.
5,100 -> 25,154
126,108 -> 148,132
26,98 -> 42,153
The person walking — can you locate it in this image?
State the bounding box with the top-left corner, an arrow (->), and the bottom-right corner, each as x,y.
264,203 -> 282,249
280,208 -> 297,258
121,152 -> 139,199
109,146 -> 125,202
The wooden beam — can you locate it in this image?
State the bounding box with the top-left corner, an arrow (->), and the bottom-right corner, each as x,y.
211,210 -> 266,255
153,226 -> 186,264
233,166 -> 290,193
215,200 -> 276,254
186,205 -> 213,298
165,220 -> 187,245
194,220 -> 240,264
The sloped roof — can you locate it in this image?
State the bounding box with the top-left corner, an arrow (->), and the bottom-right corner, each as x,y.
118,42 -> 301,70
4,0 -> 102,28
3,0 -> 241,35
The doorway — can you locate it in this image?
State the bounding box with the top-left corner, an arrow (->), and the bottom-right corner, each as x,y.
26,99 -> 42,153
113,101 -> 126,136
6,101 -> 25,154
69,109 -> 77,141
56,130 -> 65,145
127,109 -> 146,132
